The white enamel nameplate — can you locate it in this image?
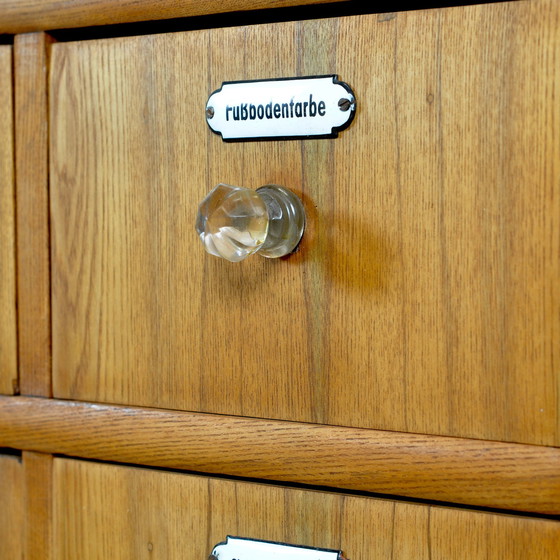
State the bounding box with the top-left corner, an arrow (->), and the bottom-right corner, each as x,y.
211,536 -> 346,560
205,76 -> 356,141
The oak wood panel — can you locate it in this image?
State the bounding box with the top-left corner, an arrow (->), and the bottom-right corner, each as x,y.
23,451 -> 53,560
15,32 -> 53,397
2,396 -> 560,514
53,458 -> 560,560
0,46 -> 17,395
0,455 -> 24,560
50,1 -> 560,445
0,0 -> 347,34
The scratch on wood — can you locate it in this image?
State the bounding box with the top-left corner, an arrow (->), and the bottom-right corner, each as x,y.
378,13 -> 397,22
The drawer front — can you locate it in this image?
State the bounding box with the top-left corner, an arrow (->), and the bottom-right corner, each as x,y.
0,45 -> 17,395
50,1 -> 560,445
53,458 -> 560,559
0,455 -> 24,558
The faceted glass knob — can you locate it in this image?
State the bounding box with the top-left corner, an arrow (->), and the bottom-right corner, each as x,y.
196,183 -> 305,262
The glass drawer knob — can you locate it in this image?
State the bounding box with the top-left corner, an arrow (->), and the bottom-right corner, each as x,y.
195,184 -> 305,262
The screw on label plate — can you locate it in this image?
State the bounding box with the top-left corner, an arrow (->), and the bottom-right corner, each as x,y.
206,106 -> 215,119
338,98 -> 352,111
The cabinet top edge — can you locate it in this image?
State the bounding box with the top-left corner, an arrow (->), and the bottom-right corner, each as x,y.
0,0 -> 348,35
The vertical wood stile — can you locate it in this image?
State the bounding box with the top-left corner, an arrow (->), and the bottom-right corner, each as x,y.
15,32 -> 53,397
24,451 -> 53,560
0,45 -> 17,395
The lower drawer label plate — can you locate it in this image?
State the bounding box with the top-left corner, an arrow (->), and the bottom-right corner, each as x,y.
211,536 -> 345,560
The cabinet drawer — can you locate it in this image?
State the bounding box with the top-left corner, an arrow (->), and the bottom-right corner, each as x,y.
53,458 -> 559,559
0,45 -> 17,395
0,454 -> 24,558
50,1 -> 560,445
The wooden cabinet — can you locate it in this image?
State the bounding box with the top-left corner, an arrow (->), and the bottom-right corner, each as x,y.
1,0 -> 559,557
54,458 -> 560,559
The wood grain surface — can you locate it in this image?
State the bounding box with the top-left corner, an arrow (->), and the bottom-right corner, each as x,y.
23,451 -> 53,560
1,396 -> 559,514
15,32 -> 53,397
53,458 -> 560,560
50,1 -> 560,446
0,454 -> 24,559
0,46 -> 17,395
0,0 -> 347,34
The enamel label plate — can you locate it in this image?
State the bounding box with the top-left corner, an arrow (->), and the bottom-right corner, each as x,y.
211,536 -> 346,560
205,75 -> 356,141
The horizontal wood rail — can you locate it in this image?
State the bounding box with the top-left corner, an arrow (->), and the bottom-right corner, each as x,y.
0,0 -> 346,34
1,396 -> 559,515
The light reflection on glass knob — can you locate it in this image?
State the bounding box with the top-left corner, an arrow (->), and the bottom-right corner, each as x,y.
195,184 -> 305,262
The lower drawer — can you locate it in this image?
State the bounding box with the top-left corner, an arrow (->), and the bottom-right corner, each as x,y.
53,458 -> 559,559
0,454 -> 23,559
